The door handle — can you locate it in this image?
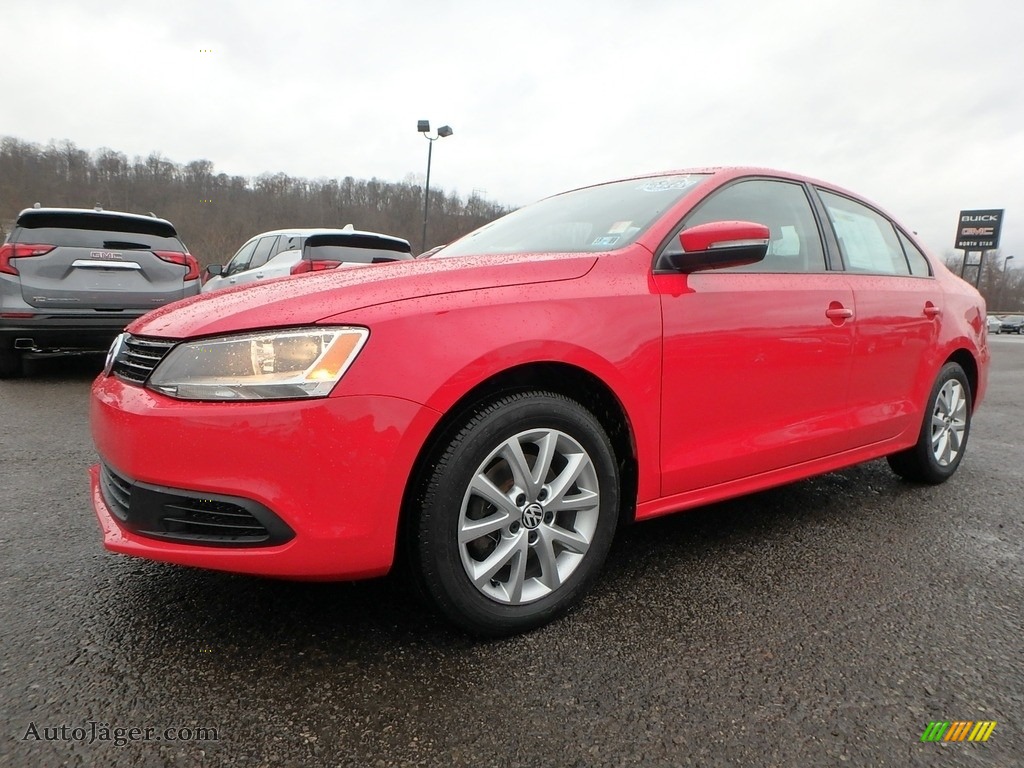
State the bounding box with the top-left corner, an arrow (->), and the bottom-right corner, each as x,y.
255,272 -> 264,279
924,304 -> 941,318
825,306 -> 854,320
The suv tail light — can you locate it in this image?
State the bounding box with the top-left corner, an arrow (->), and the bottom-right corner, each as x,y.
290,259 -> 343,276
153,251 -> 201,281
0,243 -> 56,275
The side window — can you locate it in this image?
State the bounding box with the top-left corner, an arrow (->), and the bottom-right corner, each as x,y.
275,235 -> 303,255
897,230 -> 932,277
680,179 -> 826,272
225,239 -> 258,275
818,190 -> 910,276
248,236 -> 279,270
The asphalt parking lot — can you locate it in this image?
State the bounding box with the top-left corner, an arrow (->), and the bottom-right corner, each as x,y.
1,338 -> 1022,767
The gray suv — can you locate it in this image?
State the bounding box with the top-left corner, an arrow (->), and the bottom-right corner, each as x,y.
0,206 -> 200,377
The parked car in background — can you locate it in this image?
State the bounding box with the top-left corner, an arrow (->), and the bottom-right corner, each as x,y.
91,167 -> 989,637
999,314 -> 1024,334
202,226 -> 412,292
986,315 -> 1002,334
0,206 -> 198,377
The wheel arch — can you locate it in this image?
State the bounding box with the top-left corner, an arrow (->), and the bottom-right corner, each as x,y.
397,361 -> 640,565
945,347 -> 979,406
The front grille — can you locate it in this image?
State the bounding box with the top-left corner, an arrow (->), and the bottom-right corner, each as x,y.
97,463 -> 294,547
99,464 -> 132,522
112,335 -> 177,384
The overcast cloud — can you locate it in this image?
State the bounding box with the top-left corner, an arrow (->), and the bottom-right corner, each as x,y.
2,0 -> 1022,261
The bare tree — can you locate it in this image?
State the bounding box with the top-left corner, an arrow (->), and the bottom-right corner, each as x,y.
0,136 -> 511,265
945,251 -> 1024,313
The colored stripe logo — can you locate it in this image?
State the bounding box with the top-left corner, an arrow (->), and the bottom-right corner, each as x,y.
920,721 -> 996,742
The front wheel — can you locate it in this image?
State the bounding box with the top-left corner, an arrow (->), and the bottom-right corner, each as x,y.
412,391 -> 620,636
887,362 -> 972,484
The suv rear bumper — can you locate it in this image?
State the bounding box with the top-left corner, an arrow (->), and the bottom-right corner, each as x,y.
0,314 -> 145,353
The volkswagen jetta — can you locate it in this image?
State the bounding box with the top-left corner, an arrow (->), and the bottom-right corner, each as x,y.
89,168 -> 989,636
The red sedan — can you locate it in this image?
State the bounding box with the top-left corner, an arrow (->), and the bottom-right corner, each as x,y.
90,168 -> 989,636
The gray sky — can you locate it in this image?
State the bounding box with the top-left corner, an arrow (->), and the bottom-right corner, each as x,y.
3,0 -> 1022,263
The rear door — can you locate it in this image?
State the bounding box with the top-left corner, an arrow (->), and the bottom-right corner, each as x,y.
815,189 -> 941,444
13,214 -> 190,310
260,234 -> 304,279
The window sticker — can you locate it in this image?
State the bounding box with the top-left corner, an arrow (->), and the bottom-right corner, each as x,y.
592,235 -> 621,247
636,176 -> 702,192
607,221 -> 632,234
830,209 -> 890,271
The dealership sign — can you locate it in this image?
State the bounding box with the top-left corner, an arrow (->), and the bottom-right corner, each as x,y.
955,209 -> 1004,250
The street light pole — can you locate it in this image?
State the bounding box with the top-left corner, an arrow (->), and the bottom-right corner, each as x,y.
417,119 -> 453,253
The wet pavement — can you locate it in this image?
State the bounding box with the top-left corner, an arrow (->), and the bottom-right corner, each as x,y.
1,341 -> 1022,767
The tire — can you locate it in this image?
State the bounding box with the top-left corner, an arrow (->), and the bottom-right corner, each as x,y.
412,391 -> 620,637
887,362 -> 971,484
0,348 -> 23,379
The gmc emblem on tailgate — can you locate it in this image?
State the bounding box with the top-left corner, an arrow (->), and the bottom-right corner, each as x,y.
89,251 -> 124,260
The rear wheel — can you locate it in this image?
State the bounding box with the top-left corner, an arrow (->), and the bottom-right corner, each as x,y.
412,391 -> 619,636
887,362 -> 971,484
0,347 -> 23,379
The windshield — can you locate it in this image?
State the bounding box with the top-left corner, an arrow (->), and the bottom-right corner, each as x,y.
436,174 -> 708,257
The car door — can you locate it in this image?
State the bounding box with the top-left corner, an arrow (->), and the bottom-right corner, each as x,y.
231,235 -> 279,287
815,189 -> 940,444
654,178 -> 856,496
205,238 -> 259,292
259,234 -> 304,279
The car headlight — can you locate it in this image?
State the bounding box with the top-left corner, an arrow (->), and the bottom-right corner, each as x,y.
147,327 -> 368,401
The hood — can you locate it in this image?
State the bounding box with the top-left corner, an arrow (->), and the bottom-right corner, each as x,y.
130,251 -> 598,338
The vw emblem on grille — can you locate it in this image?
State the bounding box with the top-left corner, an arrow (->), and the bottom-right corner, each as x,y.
104,332 -> 126,376
522,502 -> 544,529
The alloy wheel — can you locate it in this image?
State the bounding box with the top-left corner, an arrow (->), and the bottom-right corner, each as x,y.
930,379 -> 967,466
457,428 -> 600,605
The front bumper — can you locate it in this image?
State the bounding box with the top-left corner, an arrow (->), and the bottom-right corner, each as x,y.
90,374 -> 442,579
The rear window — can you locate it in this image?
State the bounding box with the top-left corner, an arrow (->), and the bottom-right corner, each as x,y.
17,211 -> 177,238
304,234 -> 412,263
12,226 -> 185,252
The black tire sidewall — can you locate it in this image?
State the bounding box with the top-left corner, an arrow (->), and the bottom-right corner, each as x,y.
416,392 -> 619,636
0,348 -> 23,379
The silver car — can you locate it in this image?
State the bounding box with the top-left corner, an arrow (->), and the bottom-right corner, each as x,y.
201,226 -> 413,292
0,206 -> 200,377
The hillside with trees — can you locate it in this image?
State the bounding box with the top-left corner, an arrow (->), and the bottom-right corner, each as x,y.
0,136 -> 510,265
944,253 -> 1024,313
3,136 -> 1021,313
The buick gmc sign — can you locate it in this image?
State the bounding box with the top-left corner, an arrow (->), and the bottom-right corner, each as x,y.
955,209 -> 1004,250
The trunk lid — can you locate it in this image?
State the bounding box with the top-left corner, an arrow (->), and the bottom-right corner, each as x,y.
12,211 -> 190,310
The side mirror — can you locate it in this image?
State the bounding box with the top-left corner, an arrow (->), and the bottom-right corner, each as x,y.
659,220 -> 770,273
205,264 -> 223,278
